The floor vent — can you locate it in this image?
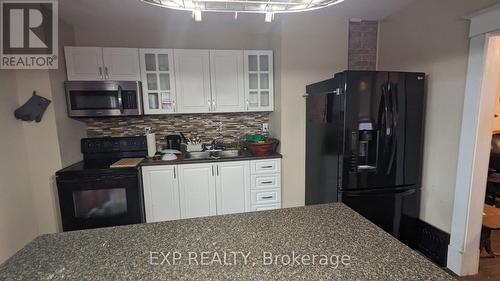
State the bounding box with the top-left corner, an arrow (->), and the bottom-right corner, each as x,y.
415,220 -> 450,267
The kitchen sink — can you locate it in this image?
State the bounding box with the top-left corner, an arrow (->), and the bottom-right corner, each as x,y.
184,150 -> 243,160
184,151 -> 211,159
214,150 -> 243,158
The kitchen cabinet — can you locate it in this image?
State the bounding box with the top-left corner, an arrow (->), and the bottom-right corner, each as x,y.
215,161 -> 250,215
102,48 -> 141,81
139,49 -> 177,114
248,158 -> 281,211
244,50 -> 274,112
174,49 -> 212,113
142,158 -> 281,223
65,47 -> 140,81
209,50 -> 245,112
141,166 -> 181,222
64,47 -> 103,81
178,163 -> 217,219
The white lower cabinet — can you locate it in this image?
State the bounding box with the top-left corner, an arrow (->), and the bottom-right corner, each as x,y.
248,158 -> 282,211
215,161 -> 250,215
142,165 -> 181,223
142,158 -> 281,223
178,163 -> 217,219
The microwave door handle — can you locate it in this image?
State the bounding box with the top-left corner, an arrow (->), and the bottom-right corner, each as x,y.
117,85 -> 124,113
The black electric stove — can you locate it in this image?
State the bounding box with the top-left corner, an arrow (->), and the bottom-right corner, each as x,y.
56,136 -> 147,231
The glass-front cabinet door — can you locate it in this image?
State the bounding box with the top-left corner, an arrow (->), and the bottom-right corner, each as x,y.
139,49 -> 177,114
244,50 -> 274,112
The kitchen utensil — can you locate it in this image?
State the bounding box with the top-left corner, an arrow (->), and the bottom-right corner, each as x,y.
110,158 -> 144,168
180,132 -> 189,143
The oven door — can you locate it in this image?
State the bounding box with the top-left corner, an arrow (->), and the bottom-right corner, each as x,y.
65,81 -> 142,117
57,172 -> 144,231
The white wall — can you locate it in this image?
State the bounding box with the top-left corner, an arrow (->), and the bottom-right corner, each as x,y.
377,0 -> 500,232
276,12 -> 349,207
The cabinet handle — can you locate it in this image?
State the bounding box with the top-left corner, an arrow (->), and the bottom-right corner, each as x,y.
261,165 -> 273,169
246,99 -> 249,111
212,100 -> 216,111
98,67 -> 103,80
172,100 -> 176,112
173,167 -> 176,178
208,100 -> 211,112
261,181 -> 273,184
261,196 -> 273,200
212,165 -> 214,176
104,66 -> 109,80
216,165 -> 219,176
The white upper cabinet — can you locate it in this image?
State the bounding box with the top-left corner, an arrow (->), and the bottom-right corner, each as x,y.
139,49 -> 177,114
64,47 -> 140,81
244,50 -> 274,112
209,50 -> 245,112
102,48 -> 141,81
178,163 -> 217,219
174,49 -> 212,113
142,166 -> 181,223
64,47 -> 104,81
215,161 -> 250,215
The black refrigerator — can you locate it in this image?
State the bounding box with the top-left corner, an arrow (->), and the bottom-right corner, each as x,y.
305,71 -> 425,247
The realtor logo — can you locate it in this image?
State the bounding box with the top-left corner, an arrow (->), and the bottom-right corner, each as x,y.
1,0 -> 58,69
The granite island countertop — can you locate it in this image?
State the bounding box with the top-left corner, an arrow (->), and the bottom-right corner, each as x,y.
0,203 -> 454,280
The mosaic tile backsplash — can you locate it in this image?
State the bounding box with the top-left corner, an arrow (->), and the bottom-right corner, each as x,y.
84,113 -> 270,147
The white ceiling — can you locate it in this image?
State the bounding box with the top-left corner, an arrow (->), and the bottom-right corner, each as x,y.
60,0 -> 416,27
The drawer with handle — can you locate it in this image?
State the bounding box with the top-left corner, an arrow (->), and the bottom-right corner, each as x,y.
250,203 -> 280,212
251,174 -> 280,189
251,159 -> 281,174
251,188 -> 281,205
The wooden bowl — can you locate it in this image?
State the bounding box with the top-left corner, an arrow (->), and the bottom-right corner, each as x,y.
245,138 -> 279,156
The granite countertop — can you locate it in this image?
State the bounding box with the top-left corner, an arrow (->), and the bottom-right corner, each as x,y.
0,204 -> 454,280
140,152 -> 282,166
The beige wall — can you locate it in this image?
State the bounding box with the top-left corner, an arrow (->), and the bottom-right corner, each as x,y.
276,12 -> 349,207
51,21 -> 87,167
493,76 -> 500,132
0,20 -> 85,262
0,71 -> 38,263
378,0 -> 500,232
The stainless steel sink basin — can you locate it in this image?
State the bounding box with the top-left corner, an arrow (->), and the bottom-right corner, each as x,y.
184,151 -> 211,159
184,150 -> 243,160
217,150 -> 243,158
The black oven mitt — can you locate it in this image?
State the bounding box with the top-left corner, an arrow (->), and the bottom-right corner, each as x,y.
14,91 -> 51,122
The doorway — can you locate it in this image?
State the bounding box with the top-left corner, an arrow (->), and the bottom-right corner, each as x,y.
447,9 -> 500,276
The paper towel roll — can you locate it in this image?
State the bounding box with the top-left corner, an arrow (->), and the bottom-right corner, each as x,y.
146,133 -> 156,157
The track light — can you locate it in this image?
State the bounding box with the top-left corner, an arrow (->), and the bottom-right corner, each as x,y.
193,8 -> 202,22
264,12 -> 274,22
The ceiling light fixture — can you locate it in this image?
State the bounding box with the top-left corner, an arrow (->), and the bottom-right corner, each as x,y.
142,0 -> 346,22
264,11 -> 274,23
193,7 -> 202,21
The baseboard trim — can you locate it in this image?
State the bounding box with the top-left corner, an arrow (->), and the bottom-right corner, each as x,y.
414,219 -> 450,267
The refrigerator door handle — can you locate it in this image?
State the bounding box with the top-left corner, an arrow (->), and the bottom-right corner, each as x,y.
386,83 -> 398,175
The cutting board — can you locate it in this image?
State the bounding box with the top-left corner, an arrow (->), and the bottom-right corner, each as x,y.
110,158 -> 144,168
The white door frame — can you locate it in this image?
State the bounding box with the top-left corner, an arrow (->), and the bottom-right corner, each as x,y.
447,5 -> 500,276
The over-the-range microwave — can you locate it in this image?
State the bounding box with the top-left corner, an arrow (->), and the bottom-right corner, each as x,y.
65,81 -> 143,117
